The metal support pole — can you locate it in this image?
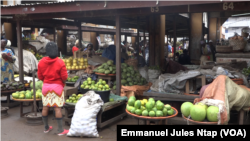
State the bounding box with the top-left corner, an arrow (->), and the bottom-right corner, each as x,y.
17,20 -> 24,83
33,70 -> 37,116
115,15 -> 121,96
173,15 -> 177,61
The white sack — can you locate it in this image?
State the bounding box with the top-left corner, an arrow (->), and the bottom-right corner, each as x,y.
67,91 -> 104,138
13,48 -> 38,74
138,67 -> 149,81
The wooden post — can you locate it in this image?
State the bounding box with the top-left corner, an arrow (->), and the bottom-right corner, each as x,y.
173,15 -> 177,61
143,29 -> 146,59
17,20 -> 24,83
78,21 -> 82,50
115,15 -> 121,96
137,17 -> 140,54
54,27 -> 56,42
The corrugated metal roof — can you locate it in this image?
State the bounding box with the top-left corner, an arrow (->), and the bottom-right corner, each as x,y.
1,0 -> 75,7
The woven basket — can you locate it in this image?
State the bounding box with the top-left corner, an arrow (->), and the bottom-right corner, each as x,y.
229,40 -> 247,51
125,58 -> 138,70
216,45 -> 233,53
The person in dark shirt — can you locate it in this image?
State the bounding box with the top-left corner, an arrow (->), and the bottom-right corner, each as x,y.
178,49 -> 192,65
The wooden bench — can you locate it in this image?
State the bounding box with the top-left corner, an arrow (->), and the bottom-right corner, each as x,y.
185,75 -> 206,94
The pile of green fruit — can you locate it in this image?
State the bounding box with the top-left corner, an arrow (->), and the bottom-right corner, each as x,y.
67,76 -> 79,82
242,67 -> 250,76
1,81 -> 24,91
181,102 -> 219,122
112,63 -> 147,89
65,94 -> 83,103
126,96 -> 175,117
30,80 -> 43,90
95,49 -> 103,54
93,60 -> 116,74
12,89 -> 42,99
80,77 -> 111,91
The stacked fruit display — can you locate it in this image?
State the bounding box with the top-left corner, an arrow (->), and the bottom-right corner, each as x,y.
95,49 -> 103,54
67,76 -> 79,82
62,57 -> 88,70
65,93 -> 83,103
126,96 -> 175,117
1,81 -> 24,91
30,80 -> 43,90
181,102 -> 219,122
80,77 -> 110,91
35,53 -> 44,60
93,60 -> 116,75
112,63 -> 147,89
12,89 -> 42,99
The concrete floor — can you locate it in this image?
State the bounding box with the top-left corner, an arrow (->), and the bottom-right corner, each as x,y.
1,104 -> 140,141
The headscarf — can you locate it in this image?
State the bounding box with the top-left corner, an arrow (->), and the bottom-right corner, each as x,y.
46,42 -> 58,59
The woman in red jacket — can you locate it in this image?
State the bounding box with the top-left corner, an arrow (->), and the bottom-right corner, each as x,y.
38,42 -> 68,136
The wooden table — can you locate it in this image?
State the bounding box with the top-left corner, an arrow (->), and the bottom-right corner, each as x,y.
63,101 -> 127,129
12,98 -> 42,117
185,75 -> 206,94
1,88 -> 24,107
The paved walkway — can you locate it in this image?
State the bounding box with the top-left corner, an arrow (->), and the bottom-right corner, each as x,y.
1,105 -> 139,141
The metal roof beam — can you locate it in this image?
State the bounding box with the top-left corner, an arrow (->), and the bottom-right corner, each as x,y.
1,1 -> 219,15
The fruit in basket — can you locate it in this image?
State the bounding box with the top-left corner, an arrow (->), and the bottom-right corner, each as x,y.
66,99 -> 70,102
207,106 -> 219,122
152,107 -> 157,113
181,102 -> 194,117
165,104 -> 171,110
156,102 -> 164,110
128,98 -> 135,106
145,101 -> 153,111
167,108 -> 175,116
19,94 -> 25,99
142,110 -> 149,116
156,110 -> 163,117
149,111 -> 156,117
162,108 -> 168,116
134,100 -> 141,109
25,92 -> 32,99
197,102 -> 208,111
130,107 -> 136,114
135,109 -> 142,116
190,105 -> 206,121
148,98 -> 155,107
110,98 -> 114,102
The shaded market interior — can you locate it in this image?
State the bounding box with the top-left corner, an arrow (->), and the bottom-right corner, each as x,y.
1,1 -> 250,129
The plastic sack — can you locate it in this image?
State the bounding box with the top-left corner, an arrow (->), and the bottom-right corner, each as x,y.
148,69 -> 161,83
138,67 -> 149,81
67,91 -> 104,137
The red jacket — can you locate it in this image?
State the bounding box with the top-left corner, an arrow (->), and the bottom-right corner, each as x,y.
72,46 -> 79,55
38,57 -> 68,87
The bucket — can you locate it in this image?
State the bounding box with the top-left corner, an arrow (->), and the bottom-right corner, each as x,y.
80,88 -> 91,94
94,90 -> 110,103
